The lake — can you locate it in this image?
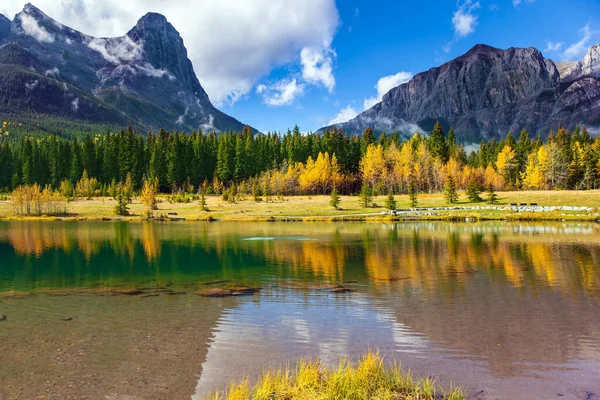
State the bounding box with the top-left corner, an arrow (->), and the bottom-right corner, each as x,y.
0,221 -> 599,399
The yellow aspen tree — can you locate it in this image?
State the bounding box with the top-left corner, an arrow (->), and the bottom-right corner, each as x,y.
496,145 -> 516,186
360,144 -> 385,189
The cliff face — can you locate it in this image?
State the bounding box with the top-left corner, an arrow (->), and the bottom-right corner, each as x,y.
0,4 -> 250,133
323,44 -> 600,141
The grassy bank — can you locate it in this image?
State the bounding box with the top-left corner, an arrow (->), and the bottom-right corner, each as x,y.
209,352 -> 463,400
0,190 -> 598,222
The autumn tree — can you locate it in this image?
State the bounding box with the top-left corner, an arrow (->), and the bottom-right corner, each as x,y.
141,178 -> 159,218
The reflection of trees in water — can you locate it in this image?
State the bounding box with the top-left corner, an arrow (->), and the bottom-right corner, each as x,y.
2,221 -> 600,297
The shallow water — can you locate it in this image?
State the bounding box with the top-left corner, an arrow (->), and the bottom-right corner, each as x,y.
0,221 -> 599,399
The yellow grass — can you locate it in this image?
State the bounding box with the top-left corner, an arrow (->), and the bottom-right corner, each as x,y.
0,190 -> 598,222
208,351 -> 463,400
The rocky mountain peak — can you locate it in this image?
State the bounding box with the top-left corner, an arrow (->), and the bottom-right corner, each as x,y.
127,12 -> 208,102
322,43 -> 599,141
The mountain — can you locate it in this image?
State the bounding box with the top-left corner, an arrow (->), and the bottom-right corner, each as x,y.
322,44 -> 600,141
0,3 -> 250,135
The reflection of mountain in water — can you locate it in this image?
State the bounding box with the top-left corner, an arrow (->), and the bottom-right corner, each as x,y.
1,221 -> 600,398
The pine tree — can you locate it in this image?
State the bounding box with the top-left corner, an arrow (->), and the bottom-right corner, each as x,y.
385,193 -> 397,211
408,178 -> 418,208
114,188 -> 130,216
487,184 -> 498,205
444,175 -> 458,204
466,178 -> 482,202
428,121 -> 449,163
330,188 -> 341,209
228,183 -> 237,204
199,189 -> 208,211
359,183 -> 373,208
252,179 -> 262,203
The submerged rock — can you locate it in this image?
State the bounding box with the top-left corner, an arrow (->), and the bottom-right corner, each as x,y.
330,286 -> 354,294
196,286 -> 260,298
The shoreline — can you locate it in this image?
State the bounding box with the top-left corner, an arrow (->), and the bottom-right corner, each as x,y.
0,191 -> 599,223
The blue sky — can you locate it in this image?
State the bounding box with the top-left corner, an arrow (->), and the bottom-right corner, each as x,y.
2,0 -> 600,133
223,0 -> 600,133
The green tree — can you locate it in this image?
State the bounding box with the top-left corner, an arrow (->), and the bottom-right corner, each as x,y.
330,188 -> 341,209
428,121 -> 449,163
252,179 -> 262,203
408,178 -> 418,208
487,184 -> 498,205
359,183 -> 373,208
444,175 -> 458,204
466,178 -> 482,202
385,193 -> 397,211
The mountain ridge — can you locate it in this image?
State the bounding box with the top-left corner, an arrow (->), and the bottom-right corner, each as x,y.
0,3 -> 251,135
322,43 -> 600,141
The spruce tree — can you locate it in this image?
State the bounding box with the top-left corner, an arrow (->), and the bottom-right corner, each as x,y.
466,178 -> 482,202
408,179 -> 418,208
444,175 -> 459,204
359,183 -> 373,208
428,121 -> 449,163
252,179 -> 262,203
487,184 -> 498,205
330,188 -> 341,209
199,189 -> 208,211
385,193 -> 397,211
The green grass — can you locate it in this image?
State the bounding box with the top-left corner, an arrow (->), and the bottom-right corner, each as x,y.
209,351 -> 463,400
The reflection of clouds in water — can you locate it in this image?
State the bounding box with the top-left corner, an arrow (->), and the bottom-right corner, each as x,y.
193,291 -> 428,398
282,316 -> 312,342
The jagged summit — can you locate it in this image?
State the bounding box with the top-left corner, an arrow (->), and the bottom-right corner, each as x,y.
322,43 -> 599,141
0,3 -> 251,134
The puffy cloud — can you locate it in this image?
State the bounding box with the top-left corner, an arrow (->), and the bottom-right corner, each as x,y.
0,0 -> 339,105
257,79 -> 304,107
301,47 -> 335,92
327,105 -> 358,126
363,71 -> 412,110
18,12 -> 54,42
563,24 -> 597,60
452,0 -> 480,38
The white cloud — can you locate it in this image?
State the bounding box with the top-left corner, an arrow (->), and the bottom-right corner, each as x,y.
544,41 -> 564,53
71,98 -> 79,112
452,0 -> 480,38
328,105 -> 358,126
45,67 -> 60,77
563,24 -> 597,60
363,71 -> 412,110
87,36 -> 142,65
0,0 -> 339,105
18,12 -> 55,42
301,47 -> 335,92
512,0 -> 534,6
258,79 -> 304,106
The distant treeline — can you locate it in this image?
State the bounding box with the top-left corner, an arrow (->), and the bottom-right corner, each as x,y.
0,122 -> 598,195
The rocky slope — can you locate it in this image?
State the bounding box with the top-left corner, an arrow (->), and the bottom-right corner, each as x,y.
323,44 -> 600,141
0,3 -> 249,134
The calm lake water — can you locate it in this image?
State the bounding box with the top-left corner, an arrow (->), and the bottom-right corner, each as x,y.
0,221 -> 599,399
